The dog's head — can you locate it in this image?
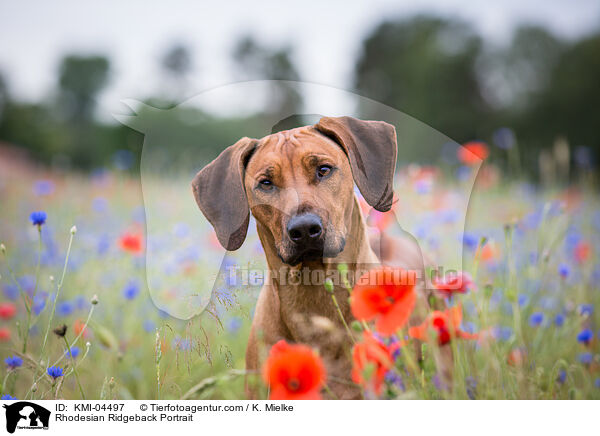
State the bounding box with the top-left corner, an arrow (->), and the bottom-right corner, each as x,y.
192,116 -> 397,265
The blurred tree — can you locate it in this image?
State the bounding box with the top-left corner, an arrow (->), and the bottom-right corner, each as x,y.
521,33 -> 600,157
162,43 -> 192,77
478,25 -> 564,110
160,43 -> 193,100
58,55 -> 110,123
354,16 -> 490,143
233,36 -> 302,116
0,72 -> 7,120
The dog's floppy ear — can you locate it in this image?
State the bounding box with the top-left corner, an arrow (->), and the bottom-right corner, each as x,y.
315,116 -> 397,212
191,137 -> 258,250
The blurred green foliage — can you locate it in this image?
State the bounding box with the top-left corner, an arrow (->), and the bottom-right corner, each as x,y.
0,16 -> 598,173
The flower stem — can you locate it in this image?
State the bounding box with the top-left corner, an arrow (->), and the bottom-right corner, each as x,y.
330,293 -> 355,344
323,383 -> 339,400
40,230 -> 74,358
22,227 -> 43,353
155,329 -> 162,400
26,297 -> 94,400
63,336 -> 85,399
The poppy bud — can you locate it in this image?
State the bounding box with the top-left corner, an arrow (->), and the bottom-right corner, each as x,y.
93,324 -> 117,350
70,225 -> 77,235
324,278 -> 334,293
91,294 -> 99,305
350,320 -> 363,332
337,263 -> 348,275
53,324 -> 67,337
0,243 -> 5,254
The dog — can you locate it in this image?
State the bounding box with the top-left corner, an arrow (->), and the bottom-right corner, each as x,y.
192,116 -> 439,399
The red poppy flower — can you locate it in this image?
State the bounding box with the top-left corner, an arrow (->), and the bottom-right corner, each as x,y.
433,271 -> 475,297
351,332 -> 394,395
408,305 -> 477,346
0,328 -> 11,342
73,319 -> 89,338
480,240 -> 500,262
574,242 -> 592,264
0,302 -> 17,320
507,347 -> 527,366
458,141 -> 489,165
351,267 -> 417,335
368,209 -> 396,232
262,340 -> 326,400
119,232 -> 143,254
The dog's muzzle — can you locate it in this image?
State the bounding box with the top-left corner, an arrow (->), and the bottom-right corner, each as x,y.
283,213 -> 326,264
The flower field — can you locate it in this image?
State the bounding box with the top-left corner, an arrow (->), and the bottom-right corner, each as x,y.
1,154 -> 599,400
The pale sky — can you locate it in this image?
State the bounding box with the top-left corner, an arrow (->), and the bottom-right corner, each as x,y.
0,0 -> 599,119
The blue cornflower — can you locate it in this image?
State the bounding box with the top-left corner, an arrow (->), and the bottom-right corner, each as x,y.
30,211 -> 47,227
578,352 -> 593,365
577,329 -> 594,345
578,304 -> 594,317
227,317 -> 242,334
463,322 -> 478,335
173,222 -> 190,238
18,275 -> 35,297
33,294 -> 47,315
4,356 -> 23,369
590,268 -> 600,289
65,347 -> 80,359
56,301 -> 74,317
74,295 -> 88,311
529,312 -> 544,327
462,233 -> 478,252
97,234 -> 110,255
33,180 -> 55,196
122,281 -> 140,300
557,370 -> 567,384
574,146 -> 592,168
529,252 -> 538,265
432,373 -> 449,391
414,179 -> 432,195
554,313 -> 565,327
558,263 -> 570,278
3,284 -> 19,301
172,337 -> 191,351
385,371 -> 405,392
46,366 -> 64,379
492,326 -> 513,341
113,149 -> 134,170
492,127 -> 515,150
595,378 -> 600,389
518,294 -> 529,307
456,166 -> 472,182
92,196 -> 109,213
1,395 -> 18,400
465,376 -> 477,400
143,320 -> 156,333
523,211 -> 542,230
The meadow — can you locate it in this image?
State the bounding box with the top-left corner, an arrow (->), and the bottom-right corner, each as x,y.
0,152 -> 599,400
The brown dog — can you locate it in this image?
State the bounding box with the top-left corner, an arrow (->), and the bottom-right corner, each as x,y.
192,116 -> 433,399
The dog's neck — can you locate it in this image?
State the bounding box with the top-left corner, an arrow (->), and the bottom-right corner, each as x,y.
256,195 -> 379,288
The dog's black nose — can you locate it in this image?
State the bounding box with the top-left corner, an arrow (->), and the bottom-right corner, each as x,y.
287,213 -> 323,244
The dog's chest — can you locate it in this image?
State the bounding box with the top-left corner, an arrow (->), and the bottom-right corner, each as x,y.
277,284 -> 354,344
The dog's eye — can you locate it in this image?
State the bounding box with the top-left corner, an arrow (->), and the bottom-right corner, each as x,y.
316,165 -> 332,179
258,179 -> 274,191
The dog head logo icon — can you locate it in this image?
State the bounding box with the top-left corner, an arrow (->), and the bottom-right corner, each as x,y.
3,402 -> 51,433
